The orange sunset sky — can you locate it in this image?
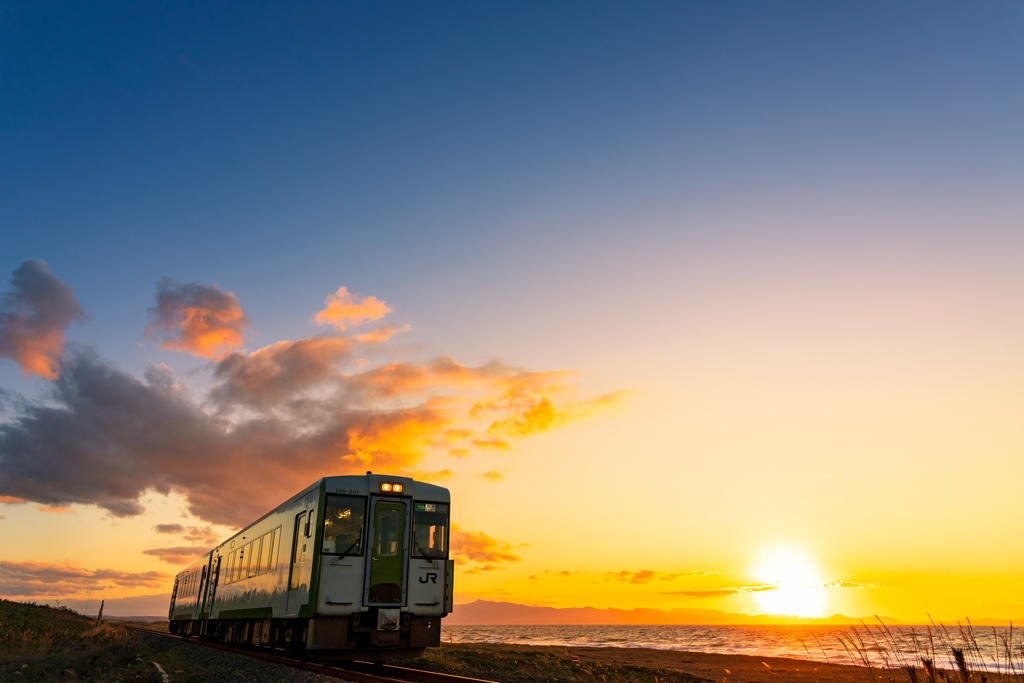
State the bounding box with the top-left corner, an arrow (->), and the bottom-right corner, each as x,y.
2,2 -> 1023,624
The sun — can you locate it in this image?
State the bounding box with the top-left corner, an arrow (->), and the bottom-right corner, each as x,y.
751,546 -> 829,618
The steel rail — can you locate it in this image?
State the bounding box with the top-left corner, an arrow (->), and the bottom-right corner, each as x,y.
123,625 -> 494,683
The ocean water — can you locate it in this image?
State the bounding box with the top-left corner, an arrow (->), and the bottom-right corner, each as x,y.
440,624 -> 1024,674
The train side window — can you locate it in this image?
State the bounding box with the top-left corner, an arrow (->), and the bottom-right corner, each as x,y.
412,502 -> 449,559
249,538 -> 262,578
270,527 -> 281,571
226,551 -> 236,584
322,495 -> 365,555
240,543 -> 250,581
258,531 -> 273,575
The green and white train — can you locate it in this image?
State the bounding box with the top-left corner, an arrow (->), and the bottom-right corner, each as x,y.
167,473 -> 453,662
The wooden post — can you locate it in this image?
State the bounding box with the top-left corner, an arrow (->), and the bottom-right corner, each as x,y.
95,600 -> 104,628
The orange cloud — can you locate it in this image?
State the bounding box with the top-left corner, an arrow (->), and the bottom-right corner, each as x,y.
0,260 -> 85,379
471,436 -> 511,451
474,470 -> 504,482
36,505 -> 74,514
146,279 -> 248,359
410,469 -> 455,482
481,389 -> 628,440
314,286 -> 392,331
462,564 -> 502,574
0,560 -> 169,597
354,322 -> 410,344
451,525 -> 524,565
0,496 -> 26,504
142,546 -> 212,565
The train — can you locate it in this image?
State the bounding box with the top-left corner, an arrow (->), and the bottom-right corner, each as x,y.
167,473 -> 453,662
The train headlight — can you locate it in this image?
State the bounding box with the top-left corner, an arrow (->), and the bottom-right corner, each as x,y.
393,484 -> 403,493
381,483 -> 392,492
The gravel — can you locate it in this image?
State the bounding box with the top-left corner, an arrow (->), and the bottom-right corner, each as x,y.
138,631 -> 344,683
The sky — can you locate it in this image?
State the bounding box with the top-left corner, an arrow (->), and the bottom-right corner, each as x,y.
1,1 -> 1024,622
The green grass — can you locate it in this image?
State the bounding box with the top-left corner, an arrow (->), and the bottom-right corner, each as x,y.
410,643 -> 712,683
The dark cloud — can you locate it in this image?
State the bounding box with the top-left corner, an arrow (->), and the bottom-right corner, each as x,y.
154,523 -> 185,534
0,349 -> 473,525
0,260 -> 84,379
0,560 -> 168,597
146,279 -> 249,359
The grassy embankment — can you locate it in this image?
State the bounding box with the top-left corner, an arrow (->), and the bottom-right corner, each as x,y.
0,599 -> 177,682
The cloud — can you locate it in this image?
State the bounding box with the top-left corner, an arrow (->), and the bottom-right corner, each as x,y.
473,470 -> 503,482
0,260 -> 85,379
0,560 -> 169,597
212,337 -> 352,408
354,322 -> 410,344
36,505 -> 74,514
142,546 -> 211,565
314,286 -> 391,331
470,436 -> 511,451
462,564 -> 502,575
0,495 -> 26,504
153,523 -> 220,544
663,585 -> 780,598
146,279 -> 248,359
0,282 -> 623,527
451,525 -> 524,565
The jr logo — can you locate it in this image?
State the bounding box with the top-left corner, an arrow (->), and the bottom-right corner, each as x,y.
419,573 -> 438,584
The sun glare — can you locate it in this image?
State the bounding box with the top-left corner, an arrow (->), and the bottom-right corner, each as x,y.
751,546 -> 829,618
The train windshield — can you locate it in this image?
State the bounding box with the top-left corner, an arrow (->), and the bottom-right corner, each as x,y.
323,494 -> 366,555
412,502 -> 449,559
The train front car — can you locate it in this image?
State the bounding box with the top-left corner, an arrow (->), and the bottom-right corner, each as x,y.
180,473 -> 453,662
311,474 -> 453,660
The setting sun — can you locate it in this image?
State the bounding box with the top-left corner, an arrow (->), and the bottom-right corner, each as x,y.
752,546 -> 829,618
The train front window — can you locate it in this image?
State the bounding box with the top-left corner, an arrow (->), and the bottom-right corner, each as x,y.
412,502 -> 449,559
375,508 -> 401,556
323,494 -> 365,555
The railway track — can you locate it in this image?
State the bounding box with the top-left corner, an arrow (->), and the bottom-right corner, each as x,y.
124,625 -> 492,683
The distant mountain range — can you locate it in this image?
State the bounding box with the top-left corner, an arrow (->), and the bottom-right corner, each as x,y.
443,600 -> 1024,626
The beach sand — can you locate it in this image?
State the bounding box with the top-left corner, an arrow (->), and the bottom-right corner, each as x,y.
454,642 -> 1011,683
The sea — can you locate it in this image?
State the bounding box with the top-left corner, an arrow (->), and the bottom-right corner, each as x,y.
439,624 -> 1024,674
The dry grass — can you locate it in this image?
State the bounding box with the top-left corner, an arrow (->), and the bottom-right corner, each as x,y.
827,617 -> 1024,683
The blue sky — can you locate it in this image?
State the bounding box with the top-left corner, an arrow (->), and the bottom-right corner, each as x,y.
5,2 -> 1023,375
3,1 -> 1024,619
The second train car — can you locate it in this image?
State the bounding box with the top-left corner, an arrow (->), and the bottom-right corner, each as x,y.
167,473 -> 453,661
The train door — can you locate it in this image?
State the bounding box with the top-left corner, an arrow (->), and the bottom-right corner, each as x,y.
363,497 -> 409,606
285,491 -> 318,616
203,556 -> 219,618
168,577 -> 179,620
